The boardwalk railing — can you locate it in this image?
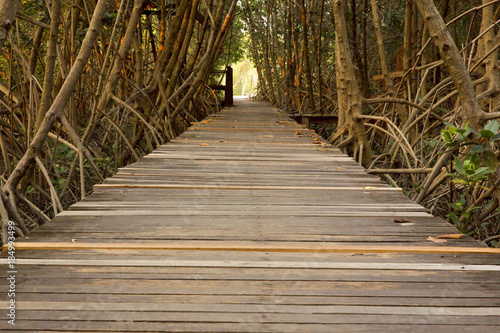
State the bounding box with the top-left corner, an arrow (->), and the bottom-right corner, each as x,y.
210,66 -> 234,107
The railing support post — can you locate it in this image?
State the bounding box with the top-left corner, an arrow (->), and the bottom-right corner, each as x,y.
225,66 -> 233,106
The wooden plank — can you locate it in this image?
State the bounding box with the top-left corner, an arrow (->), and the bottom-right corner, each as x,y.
2,258 -> 499,270
11,311 -> 500,325
5,302 -> 500,316
1,99 -> 497,333
0,322 -> 497,333
93,184 -> 402,191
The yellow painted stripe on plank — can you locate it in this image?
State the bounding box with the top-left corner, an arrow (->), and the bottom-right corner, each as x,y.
3,242 -> 499,254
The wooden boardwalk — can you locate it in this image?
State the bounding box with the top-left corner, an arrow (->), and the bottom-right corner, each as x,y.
1,99 -> 499,332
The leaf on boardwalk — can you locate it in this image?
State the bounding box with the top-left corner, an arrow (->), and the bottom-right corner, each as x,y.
435,234 -> 465,239
200,143 -> 210,146
427,236 -> 448,243
392,219 -> 411,223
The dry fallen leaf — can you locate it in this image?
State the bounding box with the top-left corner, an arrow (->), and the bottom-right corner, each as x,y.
392,219 -> 411,223
200,143 -> 210,146
427,236 -> 448,243
312,141 -> 322,145
435,234 -> 465,239
264,135 -> 273,137
72,239 -> 77,243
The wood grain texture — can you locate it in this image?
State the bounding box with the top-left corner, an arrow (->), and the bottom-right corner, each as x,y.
1,99 -> 498,332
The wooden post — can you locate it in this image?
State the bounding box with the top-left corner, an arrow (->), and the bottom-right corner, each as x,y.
225,66 -> 233,106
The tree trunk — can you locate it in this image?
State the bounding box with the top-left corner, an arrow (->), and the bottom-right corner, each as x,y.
414,0 -> 484,129
331,0 -> 372,166
0,0 -> 21,50
35,0 -> 61,132
300,0 -> 316,111
4,0 -> 109,194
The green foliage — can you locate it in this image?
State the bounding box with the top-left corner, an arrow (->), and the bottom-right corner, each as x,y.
442,120 -> 500,234
446,195 -> 481,234
214,3 -> 246,68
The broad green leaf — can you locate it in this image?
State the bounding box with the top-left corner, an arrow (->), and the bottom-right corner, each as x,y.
483,151 -> 498,170
443,121 -> 456,129
470,145 -> 486,154
480,129 -> 495,138
484,120 -> 499,133
463,159 -> 475,171
441,129 -> 453,143
470,153 -> 481,167
453,155 -> 465,174
450,203 -> 462,210
463,127 -> 473,137
447,213 -> 460,226
469,127 -> 481,136
473,167 -> 495,179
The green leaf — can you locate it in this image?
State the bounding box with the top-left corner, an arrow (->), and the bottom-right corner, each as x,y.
491,133 -> 500,141
480,130 -> 495,138
450,203 -> 463,210
483,151 -> 498,170
473,167 -> 495,179
453,156 -> 465,175
469,127 -> 481,136
484,120 -> 499,133
441,129 -> 453,143
470,145 -> 486,154
463,126 -> 473,137
447,213 -> 460,227
463,159 -> 475,171
470,153 -> 481,168
443,121 -> 456,129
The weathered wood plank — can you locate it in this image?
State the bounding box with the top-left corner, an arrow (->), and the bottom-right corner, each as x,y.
1,99 -> 497,332
2,258 -> 499,270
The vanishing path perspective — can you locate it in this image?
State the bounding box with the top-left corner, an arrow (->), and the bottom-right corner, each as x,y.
1,99 -> 499,332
